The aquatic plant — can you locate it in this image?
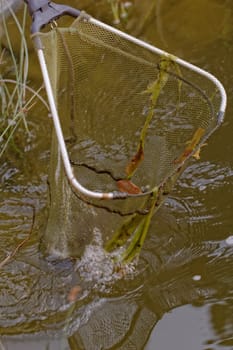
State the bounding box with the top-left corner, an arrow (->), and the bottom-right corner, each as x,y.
0,4 -> 48,158
105,56 -> 176,262
107,0 -> 133,24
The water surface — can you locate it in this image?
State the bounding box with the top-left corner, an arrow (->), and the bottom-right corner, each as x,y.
0,0 -> 233,349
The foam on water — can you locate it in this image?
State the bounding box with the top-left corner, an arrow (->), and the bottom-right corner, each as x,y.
75,228 -> 137,291
225,235 -> 233,246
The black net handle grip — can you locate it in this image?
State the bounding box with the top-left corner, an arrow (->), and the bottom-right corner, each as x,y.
24,0 -> 80,33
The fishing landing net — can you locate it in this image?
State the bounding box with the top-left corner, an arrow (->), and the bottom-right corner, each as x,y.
30,10 -> 226,262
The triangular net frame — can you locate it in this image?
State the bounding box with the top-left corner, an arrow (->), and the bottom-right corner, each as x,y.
33,12 -> 226,261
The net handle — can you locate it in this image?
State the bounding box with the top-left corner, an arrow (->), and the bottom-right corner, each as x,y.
24,0 -> 80,34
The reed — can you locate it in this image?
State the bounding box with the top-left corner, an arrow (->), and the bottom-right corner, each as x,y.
0,4 -> 48,158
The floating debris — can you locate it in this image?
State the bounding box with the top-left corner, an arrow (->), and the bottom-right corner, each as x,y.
67,285 -> 82,302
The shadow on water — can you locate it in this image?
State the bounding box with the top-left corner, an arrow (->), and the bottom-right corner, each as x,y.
0,0 -> 233,349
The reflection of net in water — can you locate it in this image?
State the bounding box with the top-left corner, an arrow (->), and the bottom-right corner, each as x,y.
37,12 -> 225,261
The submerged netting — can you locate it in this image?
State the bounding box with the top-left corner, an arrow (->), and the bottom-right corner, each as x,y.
36,12 -> 224,261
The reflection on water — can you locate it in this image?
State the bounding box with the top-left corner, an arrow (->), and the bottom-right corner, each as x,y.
0,0 -> 233,349
146,301 -> 233,350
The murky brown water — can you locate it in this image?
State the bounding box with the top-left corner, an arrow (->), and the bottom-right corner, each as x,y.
0,0 -> 233,349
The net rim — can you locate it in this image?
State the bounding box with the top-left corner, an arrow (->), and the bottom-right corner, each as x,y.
32,12 -> 227,201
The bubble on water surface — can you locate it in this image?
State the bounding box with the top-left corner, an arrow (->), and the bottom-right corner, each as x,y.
192,275 -> 202,281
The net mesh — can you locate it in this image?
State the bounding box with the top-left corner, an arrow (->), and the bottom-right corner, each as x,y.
37,12 -> 223,260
